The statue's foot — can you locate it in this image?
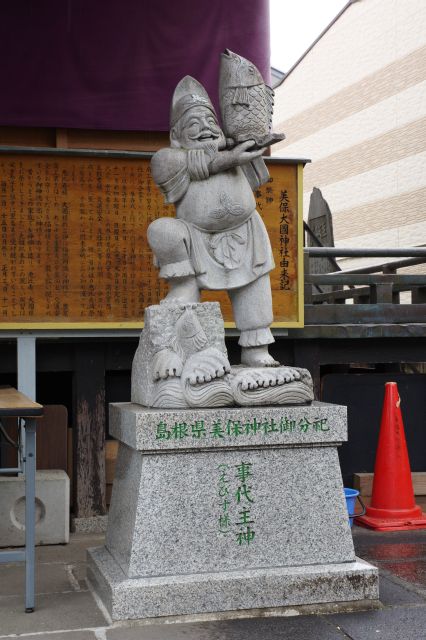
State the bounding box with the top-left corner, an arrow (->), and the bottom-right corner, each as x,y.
163,276 -> 200,304
239,367 -> 301,391
183,347 -> 231,385
151,349 -> 183,381
241,345 -> 280,367
230,366 -> 313,406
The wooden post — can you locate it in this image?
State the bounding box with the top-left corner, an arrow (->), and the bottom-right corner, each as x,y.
304,251 -> 313,304
55,128 -> 68,148
370,282 -> 394,304
412,287 -> 426,304
293,341 -> 321,400
73,344 -> 106,519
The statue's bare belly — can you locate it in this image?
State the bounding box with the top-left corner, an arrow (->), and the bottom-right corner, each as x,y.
176,167 -> 256,232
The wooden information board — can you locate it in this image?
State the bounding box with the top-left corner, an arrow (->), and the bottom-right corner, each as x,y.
0,150 -> 304,329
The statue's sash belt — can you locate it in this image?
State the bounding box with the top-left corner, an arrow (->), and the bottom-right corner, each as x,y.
180,211 -> 274,284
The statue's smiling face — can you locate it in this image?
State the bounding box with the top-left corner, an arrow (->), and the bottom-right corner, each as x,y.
172,107 -> 226,151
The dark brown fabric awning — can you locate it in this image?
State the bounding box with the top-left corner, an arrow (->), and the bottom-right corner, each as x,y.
0,0 -> 270,131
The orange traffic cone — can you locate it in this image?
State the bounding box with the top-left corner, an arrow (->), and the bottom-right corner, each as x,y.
356,381 -> 426,531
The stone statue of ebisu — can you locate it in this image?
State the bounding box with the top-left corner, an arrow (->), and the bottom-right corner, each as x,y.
131,50 -> 313,408
149,59 -> 278,368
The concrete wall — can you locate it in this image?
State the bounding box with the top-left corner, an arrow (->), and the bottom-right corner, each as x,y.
272,0 -> 426,270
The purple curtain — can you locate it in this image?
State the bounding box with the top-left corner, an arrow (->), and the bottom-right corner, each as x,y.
0,0 -> 270,131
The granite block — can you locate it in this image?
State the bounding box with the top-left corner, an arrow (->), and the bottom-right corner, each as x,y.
105,442 -> 143,575
0,470 -> 69,547
109,401 -> 347,452
106,445 -> 355,578
87,547 -> 379,621
71,515 -> 108,533
89,401 -> 378,621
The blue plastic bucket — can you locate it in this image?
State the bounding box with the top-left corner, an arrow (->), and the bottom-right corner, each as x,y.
344,488 -> 365,527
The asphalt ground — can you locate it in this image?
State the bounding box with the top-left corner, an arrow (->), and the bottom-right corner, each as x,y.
1,526 -> 426,640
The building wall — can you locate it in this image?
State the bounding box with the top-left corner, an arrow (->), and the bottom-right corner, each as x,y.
272,0 -> 426,270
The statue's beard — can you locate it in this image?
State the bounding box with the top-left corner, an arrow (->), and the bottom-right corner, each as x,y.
192,132 -> 226,153
195,139 -> 221,154
172,130 -> 226,153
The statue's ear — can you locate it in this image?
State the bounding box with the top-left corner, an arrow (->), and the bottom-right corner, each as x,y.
170,127 -> 181,148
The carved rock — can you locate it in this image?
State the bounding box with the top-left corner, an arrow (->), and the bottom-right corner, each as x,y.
131,301 -> 313,409
131,301 -> 231,408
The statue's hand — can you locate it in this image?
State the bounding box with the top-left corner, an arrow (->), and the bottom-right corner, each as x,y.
151,349 -> 183,381
208,141 -> 266,174
230,140 -> 266,164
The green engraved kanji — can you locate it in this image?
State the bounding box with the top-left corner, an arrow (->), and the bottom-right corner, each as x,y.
192,420 -> 206,438
211,420 -> 225,438
237,526 -> 255,545
218,469 -> 229,484
235,461 -> 253,483
217,460 -> 256,544
171,421 -> 189,439
219,514 -> 231,534
155,421 -> 171,440
236,483 -> 254,504
244,418 -> 262,435
280,417 -> 296,432
299,416 -> 311,433
227,420 -> 244,436
313,418 -> 329,431
217,463 -> 231,535
263,418 -> 279,434
238,508 -> 254,526
221,498 -> 230,512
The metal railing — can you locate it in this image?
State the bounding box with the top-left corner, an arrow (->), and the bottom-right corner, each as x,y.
303,247 -> 426,325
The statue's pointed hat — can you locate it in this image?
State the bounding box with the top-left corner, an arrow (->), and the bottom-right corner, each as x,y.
170,76 -> 217,128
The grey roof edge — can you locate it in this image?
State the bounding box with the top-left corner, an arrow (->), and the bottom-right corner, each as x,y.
271,66 -> 286,88
275,0 -> 359,88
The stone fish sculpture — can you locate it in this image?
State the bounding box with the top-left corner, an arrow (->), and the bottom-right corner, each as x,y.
131,50 -> 313,408
219,49 -> 285,149
132,300 -> 313,408
132,302 -> 235,408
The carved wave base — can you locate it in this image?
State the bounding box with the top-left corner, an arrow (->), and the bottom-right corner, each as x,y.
180,366 -> 314,408
131,301 -> 314,409
231,366 -> 314,406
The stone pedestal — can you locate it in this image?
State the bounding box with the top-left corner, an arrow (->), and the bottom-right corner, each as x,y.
87,402 -> 379,621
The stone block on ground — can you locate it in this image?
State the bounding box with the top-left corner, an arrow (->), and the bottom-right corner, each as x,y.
88,402 -> 379,620
0,470 -> 69,547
